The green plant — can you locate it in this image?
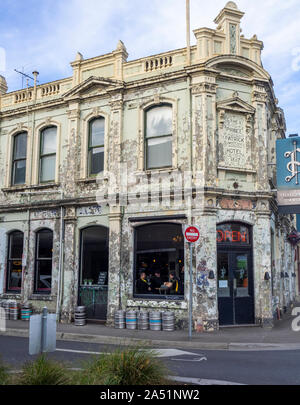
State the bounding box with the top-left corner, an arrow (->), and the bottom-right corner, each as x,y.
0,357 -> 9,385
18,354 -> 70,385
76,346 -> 168,385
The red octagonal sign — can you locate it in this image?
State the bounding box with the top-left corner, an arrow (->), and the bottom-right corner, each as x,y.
184,226 -> 200,243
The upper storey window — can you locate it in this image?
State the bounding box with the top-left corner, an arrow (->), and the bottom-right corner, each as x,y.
40,127 -> 57,183
145,105 -> 172,170
88,118 -> 105,176
12,132 -> 27,185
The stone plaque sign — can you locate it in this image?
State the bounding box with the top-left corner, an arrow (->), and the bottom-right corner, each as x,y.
223,113 -> 246,168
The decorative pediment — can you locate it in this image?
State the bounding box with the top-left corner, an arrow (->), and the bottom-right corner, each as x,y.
217,93 -> 255,115
63,76 -> 124,100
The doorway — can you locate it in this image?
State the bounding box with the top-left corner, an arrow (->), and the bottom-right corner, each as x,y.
217,223 -> 254,325
78,226 -> 109,321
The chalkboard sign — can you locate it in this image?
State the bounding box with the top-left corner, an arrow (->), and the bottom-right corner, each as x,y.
98,272 -> 107,286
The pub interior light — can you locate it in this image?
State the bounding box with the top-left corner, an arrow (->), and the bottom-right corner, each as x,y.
264,272 -> 270,281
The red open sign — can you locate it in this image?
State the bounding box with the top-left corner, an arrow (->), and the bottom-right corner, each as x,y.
216,223 -> 249,244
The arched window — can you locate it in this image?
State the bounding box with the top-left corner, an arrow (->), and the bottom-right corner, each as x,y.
12,132 -> 27,185
134,223 -> 184,299
39,127 -> 57,183
145,105 -> 172,169
88,118 -> 105,176
6,231 -> 24,292
34,229 -> 53,294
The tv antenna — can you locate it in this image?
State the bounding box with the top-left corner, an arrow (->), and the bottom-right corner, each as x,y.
14,68 -> 39,89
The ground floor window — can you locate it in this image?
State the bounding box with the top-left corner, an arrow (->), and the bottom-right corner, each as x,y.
34,229 -> 53,294
134,223 -> 184,299
6,231 -> 24,292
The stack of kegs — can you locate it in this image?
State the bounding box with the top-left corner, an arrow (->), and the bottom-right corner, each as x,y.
125,310 -> 137,330
21,304 -> 32,321
74,306 -> 87,326
162,311 -> 175,332
137,311 -> 149,330
114,310 -> 126,329
149,311 -> 162,331
2,301 -> 11,320
9,301 -> 19,321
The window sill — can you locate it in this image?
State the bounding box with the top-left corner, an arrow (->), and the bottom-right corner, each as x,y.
2,183 -> 60,193
128,297 -> 187,309
76,174 -> 109,184
29,294 -> 54,301
0,293 -> 21,299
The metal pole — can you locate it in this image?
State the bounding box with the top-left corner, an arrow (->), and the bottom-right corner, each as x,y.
41,307 -> 48,353
189,242 -> 193,339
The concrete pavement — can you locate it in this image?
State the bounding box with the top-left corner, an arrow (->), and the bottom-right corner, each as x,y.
1,308 -> 300,350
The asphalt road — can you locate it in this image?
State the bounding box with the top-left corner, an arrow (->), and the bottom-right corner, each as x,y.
0,335 -> 300,385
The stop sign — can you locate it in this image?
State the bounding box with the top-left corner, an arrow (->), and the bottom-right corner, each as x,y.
184,226 -> 200,243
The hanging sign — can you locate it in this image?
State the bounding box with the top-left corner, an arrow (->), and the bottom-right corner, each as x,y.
184,226 -> 200,243
276,137 -> 300,213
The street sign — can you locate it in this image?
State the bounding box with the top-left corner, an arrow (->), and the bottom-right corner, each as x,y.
276,137 -> 300,213
184,226 -> 200,243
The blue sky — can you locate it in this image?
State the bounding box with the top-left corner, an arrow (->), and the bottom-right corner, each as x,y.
0,0 -> 300,134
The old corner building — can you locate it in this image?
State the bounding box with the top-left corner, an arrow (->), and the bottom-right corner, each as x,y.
0,2 -> 298,331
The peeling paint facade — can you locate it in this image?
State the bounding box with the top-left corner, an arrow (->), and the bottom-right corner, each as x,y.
0,2 -> 298,330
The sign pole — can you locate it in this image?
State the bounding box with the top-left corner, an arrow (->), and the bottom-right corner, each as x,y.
189,242 -> 193,339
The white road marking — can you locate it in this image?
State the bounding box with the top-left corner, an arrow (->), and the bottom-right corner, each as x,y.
169,376 -> 245,385
171,356 -> 207,362
56,347 -> 201,358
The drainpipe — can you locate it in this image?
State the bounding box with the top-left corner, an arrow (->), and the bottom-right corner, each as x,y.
56,191 -> 64,322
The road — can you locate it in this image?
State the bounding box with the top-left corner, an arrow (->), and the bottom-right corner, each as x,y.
0,335 -> 300,385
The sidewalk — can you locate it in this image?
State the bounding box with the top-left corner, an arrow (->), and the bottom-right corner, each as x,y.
1,310 -> 300,350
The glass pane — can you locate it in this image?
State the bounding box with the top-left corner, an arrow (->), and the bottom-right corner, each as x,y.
135,224 -> 184,296
13,133 -> 27,159
9,232 -> 23,259
81,226 -> 109,286
7,260 -> 22,290
146,106 -> 172,138
234,255 -> 249,297
36,260 -> 52,291
41,127 -> 57,155
37,231 -> 53,259
40,155 -> 56,182
218,252 -> 230,297
89,147 -> 104,175
146,136 -> 172,169
90,118 -> 105,147
12,160 -> 26,185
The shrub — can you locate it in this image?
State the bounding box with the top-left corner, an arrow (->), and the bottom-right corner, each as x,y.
18,354 -> 70,385
0,357 -> 9,385
77,347 -> 168,385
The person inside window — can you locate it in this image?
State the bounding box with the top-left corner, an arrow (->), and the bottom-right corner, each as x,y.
164,272 -> 179,295
151,271 -> 163,294
178,266 -> 185,295
136,271 -> 152,294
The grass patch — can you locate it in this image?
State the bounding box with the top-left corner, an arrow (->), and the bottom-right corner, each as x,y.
74,346 -> 169,385
0,356 -> 9,385
18,354 -> 70,385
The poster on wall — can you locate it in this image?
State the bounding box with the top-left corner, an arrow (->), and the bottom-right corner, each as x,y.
276,137 -> 300,213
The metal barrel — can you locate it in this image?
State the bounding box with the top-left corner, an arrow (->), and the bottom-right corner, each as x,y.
3,301 -> 11,320
9,301 -> 19,321
74,306 -> 87,326
162,311 -> 175,331
149,311 -> 162,331
114,310 -> 126,329
21,304 -> 32,321
137,311 -> 149,330
125,310 -> 137,330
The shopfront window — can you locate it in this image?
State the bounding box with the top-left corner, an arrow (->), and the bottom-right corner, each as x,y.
6,231 -> 24,293
134,223 -> 184,299
34,229 -> 53,294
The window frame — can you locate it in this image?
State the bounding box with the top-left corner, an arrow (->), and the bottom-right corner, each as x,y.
88,117 -> 105,177
133,222 -> 185,301
39,126 -> 57,184
144,103 -> 173,171
34,228 -> 53,294
11,132 -> 27,186
6,230 -> 24,293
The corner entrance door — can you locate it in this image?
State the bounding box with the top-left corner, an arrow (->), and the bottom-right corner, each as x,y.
217,250 -> 254,325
